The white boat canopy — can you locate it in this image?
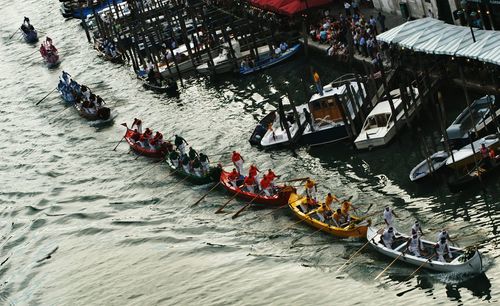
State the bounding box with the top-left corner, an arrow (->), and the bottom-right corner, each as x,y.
377,18 -> 500,66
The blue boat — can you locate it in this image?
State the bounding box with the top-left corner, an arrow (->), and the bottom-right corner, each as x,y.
240,43 -> 301,75
61,0 -> 124,19
21,29 -> 38,44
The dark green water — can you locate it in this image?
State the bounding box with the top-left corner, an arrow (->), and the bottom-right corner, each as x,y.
0,0 -> 498,305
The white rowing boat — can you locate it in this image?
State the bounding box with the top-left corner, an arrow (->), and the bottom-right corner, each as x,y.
367,227 -> 483,274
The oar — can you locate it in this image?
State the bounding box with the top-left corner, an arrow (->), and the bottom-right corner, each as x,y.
113,136 -> 125,151
336,240 -> 371,272
215,188 -> 242,214
9,28 -> 20,39
169,175 -> 190,189
36,88 -> 57,105
136,158 -> 166,178
374,247 -> 407,280
192,182 -> 221,207
231,191 -> 264,219
275,177 -> 310,184
404,253 -> 435,280
49,104 -> 72,123
291,227 -> 323,245
273,209 -> 318,235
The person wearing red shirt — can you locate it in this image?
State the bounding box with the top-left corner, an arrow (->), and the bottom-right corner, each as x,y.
243,175 -> 256,193
260,177 -> 272,196
228,168 -> 240,187
231,151 -> 244,174
264,169 -> 280,187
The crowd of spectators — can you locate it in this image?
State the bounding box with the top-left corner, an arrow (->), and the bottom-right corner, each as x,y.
309,1 -> 387,63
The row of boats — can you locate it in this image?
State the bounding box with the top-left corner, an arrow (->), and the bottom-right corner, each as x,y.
119,123 -> 483,275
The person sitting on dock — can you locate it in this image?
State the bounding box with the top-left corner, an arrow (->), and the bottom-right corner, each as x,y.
405,233 -> 425,257
411,220 -> 424,237
231,151 -> 244,174
169,150 -> 180,168
381,227 -> 396,249
174,135 -> 188,155
228,168 -> 240,188
243,175 -> 257,193
187,147 -> 197,160
192,158 -> 202,177
131,118 -> 143,134
199,153 -> 210,175
434,237 -> 452,262
305,178 -> 317,201
383,206 -> 398,229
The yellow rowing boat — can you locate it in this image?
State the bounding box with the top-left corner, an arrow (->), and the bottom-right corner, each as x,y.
288,192 -> 370,238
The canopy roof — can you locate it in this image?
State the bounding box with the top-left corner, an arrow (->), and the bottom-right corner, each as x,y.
247,0 -> 332,16
377,18 -> 500,66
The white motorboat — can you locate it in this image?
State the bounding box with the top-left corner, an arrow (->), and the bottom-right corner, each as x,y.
260,107 -> 307,148
298,76 -> 366,147
354,86 -> 419,150
445,95 -> 499,148
445,134 -> 500,170
409,151 -> 449,182
367,227 -> 483,274
196,40 -> 241,75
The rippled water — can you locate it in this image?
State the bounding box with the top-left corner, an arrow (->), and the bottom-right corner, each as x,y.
1,0 -> 499,305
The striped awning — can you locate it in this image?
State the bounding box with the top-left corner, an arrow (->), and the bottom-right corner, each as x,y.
376,18 -> 500,66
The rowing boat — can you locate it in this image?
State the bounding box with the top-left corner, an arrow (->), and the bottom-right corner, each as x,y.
367,227 -> 483,274
288,192 -> 370,238
445,134 -> 500,170
21,29 -> 38,43
123,128 -> 168,159
166,159 -> 221,185
239,44 -> 301,75
448,156 -> 500,193
219,170 -> 295,206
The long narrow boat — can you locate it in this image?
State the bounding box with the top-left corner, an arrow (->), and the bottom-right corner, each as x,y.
57,77 -> 112,122
94,40 -> 123,64
409,151 -> 449,182
40,39 -> 60,68
239,44 -> 301,75
166,159 -> 221,185
445,134 -> 500,170
123,128 -> 168,159
137,74 -> 179,96
219,170 -> 295,206
288,192 -> 370,238
367,227 -> 483,274
21,29 -> 38,44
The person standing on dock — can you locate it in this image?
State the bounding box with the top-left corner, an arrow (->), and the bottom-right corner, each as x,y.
313,71 -> 323,96
174,135 -> 189,155
231,151 -> 244,174
383,206 -> 398,229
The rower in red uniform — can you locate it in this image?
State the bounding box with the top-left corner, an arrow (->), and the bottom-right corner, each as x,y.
260,176 -> 272,196
265,169 -> 280,188
228,168 -> 240,187
243,175 -> 257,193
131,118 -> 143,133
231,151 -> 244,174
150,131 -> 163,147
130,129 -> 140,141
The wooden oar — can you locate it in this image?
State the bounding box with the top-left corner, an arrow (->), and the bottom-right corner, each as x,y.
191,182 -> 221,207
275,177 -> 309,184
49,104 -> 73,123
113,136 -> 125,151
404,253 -> 435,280
36,88 -> 57,105
9,28 -> 20,39
215,188 -> 242,214
374,247 -> 407,280
169,175 -> 190,189
291,226 -> 323,245
336,240 -> 371,272
231,191 -> 264,219
274,209 -> 317,235
136,158 -> 166,178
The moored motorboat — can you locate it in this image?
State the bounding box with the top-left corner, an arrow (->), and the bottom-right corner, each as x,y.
196,40 -> 241,75
239,43 -> 301,75
288,192 -> 370,238
445,134 -> 500,170
445,95 -> 499,148
354,86 -> 419,150
299,75 -> 367,147
409,151 -> 449,182
137,72 -> 179,97
367,227 -> 483,274
259,105 -> 307,149
249,111 -> 276,146
219,170 -> 295,207
448,155 -> 500,193
94,38 -> 123,63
